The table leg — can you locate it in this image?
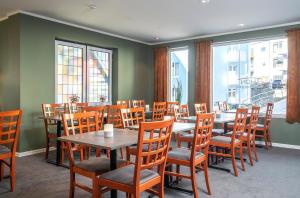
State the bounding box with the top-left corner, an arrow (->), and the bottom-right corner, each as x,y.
56,120 -> 62,166
110,149 -> 117,198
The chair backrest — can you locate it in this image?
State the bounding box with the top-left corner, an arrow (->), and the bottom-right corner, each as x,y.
65,102 -> 88,113
42,103 -> 65,126
180,104 -> 189,117
231,108 -> 248,143
166,101 -> 179,116
134,119 -> 174,186
191,113 -> 214,159
246,106 -> 260,139
62,111 -> 99,167
132,100 -> 145,108
0,110 -> 22,155
264,103 -> 274,130
172,105 -> 181,122
194,103 -> 207,114
116,100 -> 130,108
152,102 -> 166,121
120,107 -> 145,128
83,106 -> 106,129
107,105 -> 127,128
218,101 -> 229,112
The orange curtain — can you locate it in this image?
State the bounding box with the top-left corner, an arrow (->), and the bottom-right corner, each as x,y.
287,29 -> 300,123
195,40 -> 212,112
154,47 -> 168,102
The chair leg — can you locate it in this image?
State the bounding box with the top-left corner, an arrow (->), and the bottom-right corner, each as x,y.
106,149 -> 110,158
45,137 -> 50,160
120,148 -> 124,159
96,148 -> 101,157
158,179 -> 164,198
264,130 -> 269,150
239,145 -> 245,171
231,149 -> 238,177
246,141 -> 254,166
267,130 -> 272,147
176,165 -> 180,183
69,171 -> 75,198
0,161 -> 4,181
92,175 -> 99,198
10,157 -> 15,192
190,165 -> 199,198
203,160 -> 211,195
252,139 -> 259,161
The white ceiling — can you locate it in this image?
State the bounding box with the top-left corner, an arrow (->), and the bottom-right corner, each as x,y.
1,0 -> 300,44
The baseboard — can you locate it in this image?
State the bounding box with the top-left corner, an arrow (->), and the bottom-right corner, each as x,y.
255,141 -> 300,150
16,147 -> 56,157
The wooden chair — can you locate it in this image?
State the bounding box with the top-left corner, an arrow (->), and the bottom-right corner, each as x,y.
165,113 -> 214,198
0,110 -> 22,192
152,102 -> 166,121
94,119 -> 174,198
119,107 -> 146,162
226,106 -> 260,166
208,108 -> 248,176
255,103 -> 273,149
107,105 -> 127,158
218,101 -> 229,112
132,100 -> 145,108
82,106 -> 106,157
166,101 -> 179,116
66,102 -> 88,113
194,103 -> 207,114
116,100 -> 130,108
41,103 -> 65,160
180,104 -> 189,117
62,111 -> 126,198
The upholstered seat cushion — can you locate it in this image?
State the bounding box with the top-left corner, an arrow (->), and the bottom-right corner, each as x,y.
99,164 -> 159,185
212,129 -> 224,135
226,131 -> 252,139
0,145 -> 10,154
168,148 -> 204,161
75,157 -> 126,174
211,136 -> 240,145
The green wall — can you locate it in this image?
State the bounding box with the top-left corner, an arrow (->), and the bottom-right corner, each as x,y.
154,24 -> 300,146
1,13 -> 154,152
0,15 -> 20,111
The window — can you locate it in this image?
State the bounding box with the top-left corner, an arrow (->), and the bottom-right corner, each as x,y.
55,40 -> 112,104
169,48 -> 188,104
213,38 -> 288,114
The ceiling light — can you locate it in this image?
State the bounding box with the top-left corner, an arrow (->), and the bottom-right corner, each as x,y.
238,23 -> 245,27
201,0 -> 210,3
88,4 -> 97,10
154,37 -> 160,40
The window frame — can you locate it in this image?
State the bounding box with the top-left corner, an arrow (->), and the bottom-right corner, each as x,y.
55,40 -> 113,104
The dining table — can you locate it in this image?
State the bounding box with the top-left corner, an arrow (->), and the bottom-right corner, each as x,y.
58,121 -> 196,198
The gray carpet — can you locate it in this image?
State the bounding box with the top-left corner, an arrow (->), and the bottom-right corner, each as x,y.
0,147 -> 299,198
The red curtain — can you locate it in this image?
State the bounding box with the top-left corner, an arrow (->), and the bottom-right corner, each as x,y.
154,47 -> 168,102
195,40 -> 212,112
287,29 -> 300,123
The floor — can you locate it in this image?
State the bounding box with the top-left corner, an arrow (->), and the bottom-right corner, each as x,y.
0,147 -> 299,198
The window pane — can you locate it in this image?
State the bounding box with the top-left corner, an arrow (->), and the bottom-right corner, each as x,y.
87,47 -> 112,103
56,43 -> 84,103
213,38 -> 288,114
169,49 -> 188,104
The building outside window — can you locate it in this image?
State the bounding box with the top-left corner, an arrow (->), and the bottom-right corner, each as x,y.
213,38 -> 288,114
169,48 -> 188,104
55,40 -> 112,104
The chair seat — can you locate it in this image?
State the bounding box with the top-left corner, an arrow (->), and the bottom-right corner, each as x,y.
0,145 -> 10,154
99,164 -> 159,186
168,148 -> 204,161
212,129 -> 224,136
211,136 -> 240,145
226,131 -> 252,139
76,157 -> 126,175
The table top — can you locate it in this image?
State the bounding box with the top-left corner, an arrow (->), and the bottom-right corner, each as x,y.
179,113 -> 236,123
58,128 -> 139,150
126,122 -> 195,134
